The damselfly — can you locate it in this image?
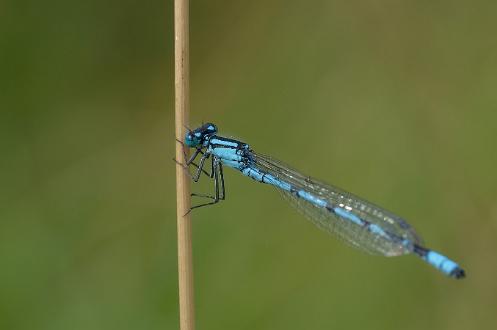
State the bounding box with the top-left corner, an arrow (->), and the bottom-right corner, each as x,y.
177,123 -> 466,279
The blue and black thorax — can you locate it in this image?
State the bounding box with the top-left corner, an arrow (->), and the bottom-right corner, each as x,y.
207,135 -> 253,171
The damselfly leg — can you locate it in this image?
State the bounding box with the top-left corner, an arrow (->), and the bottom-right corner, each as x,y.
174,139 -> 211,178
188,158 -> 225,213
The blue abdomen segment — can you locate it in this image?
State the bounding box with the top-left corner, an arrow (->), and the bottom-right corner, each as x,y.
241,167 -> 329,209
241,167 -> 293,192
414,245 -> 465,279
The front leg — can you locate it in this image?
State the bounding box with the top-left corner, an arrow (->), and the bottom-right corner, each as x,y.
191,151 -> 211,182
173,140 -> 211,178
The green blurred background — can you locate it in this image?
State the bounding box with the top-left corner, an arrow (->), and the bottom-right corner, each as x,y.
2,0 -> 497,329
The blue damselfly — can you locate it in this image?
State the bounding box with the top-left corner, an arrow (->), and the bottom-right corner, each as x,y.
177,123 -> 465,279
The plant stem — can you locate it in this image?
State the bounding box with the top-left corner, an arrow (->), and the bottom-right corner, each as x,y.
175,0 -> 195,329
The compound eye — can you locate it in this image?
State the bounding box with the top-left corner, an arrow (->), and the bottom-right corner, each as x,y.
185,133 -> 198,147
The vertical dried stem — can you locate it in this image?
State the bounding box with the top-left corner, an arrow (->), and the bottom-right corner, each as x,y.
175,0 -> 195,330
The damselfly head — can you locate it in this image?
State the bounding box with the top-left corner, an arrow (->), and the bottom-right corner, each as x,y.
185,123 -> 218,147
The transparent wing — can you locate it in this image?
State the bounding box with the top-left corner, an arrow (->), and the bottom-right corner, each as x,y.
251,152 -> 422,257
